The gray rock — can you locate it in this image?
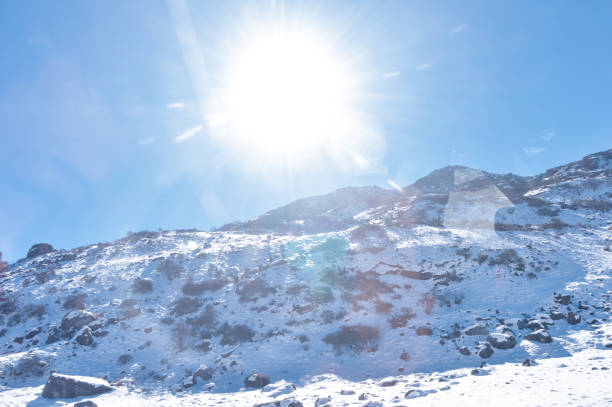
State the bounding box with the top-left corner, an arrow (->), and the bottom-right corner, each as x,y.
245,373 -> 270,389
464,324 -> 489,336
526,329 -> 552,343
487,333 -> 516,349
459,346 -> 471,356
526,320 -> 547,331
74,401 -> 98,407
27,243 -> 54,259
554,294 -> 572,305
42,373 -> 112,399
193,365 -> 214,382
550,311 -> 565,320
75,326 -> 94,346
477,342 -> 494,358
495,325 -> 514,335
61,311 -> 96,332
568,311 -> 581,325
379,379 -> 398,387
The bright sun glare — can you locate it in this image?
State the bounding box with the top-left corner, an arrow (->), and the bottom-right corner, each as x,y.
207,29 -> 371,166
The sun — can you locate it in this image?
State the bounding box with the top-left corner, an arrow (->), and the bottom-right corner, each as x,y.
209,29 -> 358,161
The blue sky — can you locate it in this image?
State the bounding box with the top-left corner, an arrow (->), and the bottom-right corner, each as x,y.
1,0 -> 610,262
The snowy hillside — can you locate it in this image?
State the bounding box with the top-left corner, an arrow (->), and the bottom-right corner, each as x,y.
0,149 -> 611,406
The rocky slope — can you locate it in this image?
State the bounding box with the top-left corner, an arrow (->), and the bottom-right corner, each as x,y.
0,149 -> 610,406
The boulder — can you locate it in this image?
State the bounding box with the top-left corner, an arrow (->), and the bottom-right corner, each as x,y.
554,294 -> 572,305
526,329 -> 552,343
245,373 -> 270,389
495,325 -> 514,335
459,346 -> 471,356
477,342 -> 494,358
379,379 -> 398,387
61,311 -> 96,333
486,333 -> 516,350
550,311 -> 565,320
193,365 -> 214,382
41,373 -> 112,399
27,243 -> 55,259
254,398 -> 303,407
526,320 -> 547,331
568,311 -> 581,325
75,326 -> 94,346
74,401 -> 98,407
464,324 -> 489,336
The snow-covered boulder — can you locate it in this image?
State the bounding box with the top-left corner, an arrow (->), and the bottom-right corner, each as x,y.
75,326 -> 94,346
487,333 -> 516,349
41,373 -> 113,399
495,325 -> 514,335
245,373 -> 270,389
193,365 -> 214,383
60,310 -> 96,332
526,329 -> 553,343
0,350 -> 54,379
477,342 -> 494,358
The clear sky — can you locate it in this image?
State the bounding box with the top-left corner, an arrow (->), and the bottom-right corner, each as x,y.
1,0 -> 610,262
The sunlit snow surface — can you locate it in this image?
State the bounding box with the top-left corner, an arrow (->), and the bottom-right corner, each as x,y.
0,150 -> 610,405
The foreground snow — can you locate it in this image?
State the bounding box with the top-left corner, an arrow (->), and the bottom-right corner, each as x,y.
2,338 -> 611,406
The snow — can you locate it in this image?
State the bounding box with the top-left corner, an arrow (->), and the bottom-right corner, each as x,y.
0,149 -> 610,405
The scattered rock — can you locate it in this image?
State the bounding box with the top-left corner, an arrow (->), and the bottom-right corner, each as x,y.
464,324 -> 489,336
41,373 -> 113,399
74,401 -> 98,407
61,311 -> 96,332
568,312 -> 581,325
477,342 -> 494,358
400,352 -> 410,361
25,327 -> 42,339
245,373 -> 270,389
522,358 -> 534,366
487,333 -> 516,349
459,346 -> 471,356
27,243 -> 55,259
495,325 -> 514,335
526,329 -> 553,343
75,326 -> 94,346
118,354 -> 133,365
526,320 -> 547,331
554,294 -> 572,305
193,365 -> 214,382
379,379 -> 398,387
182,376 -> 195,388
550,311 -> 565,320
340,389 -> 355,395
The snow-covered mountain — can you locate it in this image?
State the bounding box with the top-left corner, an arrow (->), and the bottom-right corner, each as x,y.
1,149 -> 611,406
